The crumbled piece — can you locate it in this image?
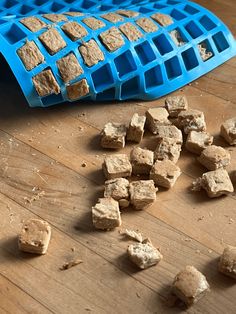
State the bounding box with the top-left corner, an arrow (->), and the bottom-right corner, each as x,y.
99,27 -> 125,52
39,28 -> 66,55
155,125 -> 183,145
32,69 -> 60,97
18,219 -> 51,254
172,266 -> 210,307
119,22 -> 143,41
64,12 -> 84,17
135,18 -> 158,33
104,178 -> 130,208
170,29 -> 185,46
220,117 -> 236,145
82,17 -> 105,30
120,229 -> 143,242
60,258 -> 83,270
103,154 -> 132,179
57,53 -> 83,82
150,160 -> 181,188
198,145 -> 231,170
197,43 -> 213,61
116,10 -> 139,18
92,198 -> 121,230
145,107 -> 170,134
20,17 -> 47,32
17,41 -> 44,71
192,169 -> 234,198
130,147 -> 154,175
101,122 -> 126,149
43,14 -> 67,22
66,79 -> 89,100
165,95 -> 188,118
127,240 -> 162,269
126,113 -> 146,143
101,12 -> 124,23
79,39 -> 104,67
129,180 -> 157,210
178,109 -> 206,134
61,21 -> 88,41
186,131 -> 213,155
155,137 -> 181,163
151,13 -> 174,26
218,246 -> 236,279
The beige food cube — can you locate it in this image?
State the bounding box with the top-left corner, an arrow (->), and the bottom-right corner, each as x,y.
146,107 -> 170,134
198,145 -> 230,170
130,147 -> 154,175
103,154 -> 132,179
43,13 -> 67,22
101,122 -> 126,149
17,41 -> 44,71
99,27 -> 124,52
57,53 -> 83,83
172,266 -> 210,307
116,10 -> 139,17
66,79 -> 89,100
129,180 -> 157,210
135,18 -> 158,33
82,17 -> 105,30
104,178 -> 130,208
61,21 -> 88,41
64,12 -> 84,17
178,109 -> 206,134
218,246 -> 236,279
20,17 -> 47,32
220,117 -> 236,145
151,13 -> 174,26
92,198 -> 121,230
198,43 -> 213,61
119,22 -> 143,41
186,131 -> 213,155
18,219 -> 51,254
155,125 -> 183,145
126,113 -> 146,143
79,39 -> 104,67
127,240 -> 162,269
170,29 -> 185,47
165,95 -> 188,117
150,160 -> 181,188
154,137 -> 181,164
101,12 -> 124,23
39,28 -> 66,55
32,69 -> 60,97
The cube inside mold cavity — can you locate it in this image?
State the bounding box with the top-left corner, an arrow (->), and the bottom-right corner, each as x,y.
186,131 -> 213,155
146,107 -> 170,134
116,10 -> 139,18
82,17 -> 105,30
20,17 -> 47,32
119,22 -> 143,42
220,117 -> 236,146
39,28 -> 66,55
103,154 -> 132,180
198,145 -> 230,170
17,41 -> 44,71
198,41 -> 213,61
66,79 -> 89,100
79,39 -> 104,67
178,109 -> 206,134
92,198 -> 121,230
218,246 -> 236,279
43,14 -> 67,23
150,160 -> 181,188
101,122 -> 126,149
104,178 -> 130,208
61,21 -> 88,41
18,219 -> 51,254
170,29 -> 186,46
129,180 -> 157,210
151,13 -> 174,26
32,69 -> 60,97
165,95 -> 188,118
130,147 -> 154,175
57,53 -> 83,83
126,113 -> 146,143
135,18 -> 158,33
101,12 -> 124,23
99,27 -> 125,52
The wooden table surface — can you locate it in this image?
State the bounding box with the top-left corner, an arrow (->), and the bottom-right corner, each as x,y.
0,1 -> 235,313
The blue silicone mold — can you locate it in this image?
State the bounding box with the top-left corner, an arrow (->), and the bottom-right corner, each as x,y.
0,0 -> 235,107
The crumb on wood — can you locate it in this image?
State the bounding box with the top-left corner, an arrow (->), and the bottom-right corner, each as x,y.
60,258 -> 83,270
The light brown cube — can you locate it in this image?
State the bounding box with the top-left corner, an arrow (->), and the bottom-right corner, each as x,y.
43,14 -> 67,22
17,41 -> 44,71
127,240 -> 162,269
101,12 -> 124,23
126,113 -> 146,143
129,180 -> 157,210
92,198 -> 121,230
61,21 -> 88,41
151,13 -> 174,26
155,137 -> 181,163
39,28 -> 66,55
57,53 -> 83,82
165,95 -> 188,118
135,18 -> 158,33
104,178 -> 130,208
198,43 -> 213,61
155,125 -> 183,145
66,79 -> 89,100
18,219 -> 51,254
79,39 -> 104,67
178,109 -> 206,134
99,27 -> 124,52
198,145 -> 230,170
150,160 -> 181,188
101,122 -> 126,149
220,117 -> 236,145
103,154 -> 132,179
170,29 -> 185,47
119,22 -> 143,41
145,107 -> 170,134
130,147 -> 154,175
20,17 -> 47,32
116,10 -> 139,18
186,131 -> 213,155
82,17 -> 105,30
218,246 -> 236,279
64,12 -> 84,17
172,266 -> 210,307
32,69 -> 60,97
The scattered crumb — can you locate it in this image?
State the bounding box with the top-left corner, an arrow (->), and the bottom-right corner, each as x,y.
196,250 -> 201,254
197,216 -> 205,221
60,258 -> 83,270
120,229 -> 143,242
208,249 -> 212,254
81,162 -> 87,167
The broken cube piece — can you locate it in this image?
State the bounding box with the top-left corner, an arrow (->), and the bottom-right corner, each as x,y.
92,198 -> 121,230
57,53 -> 83,83
172,266 -> 210,307
146,107 -> 170,134
130,147 -> 154,175
66,79 -> 89,100
218,246 -> 236,279
101,122 -> 126,149
126,113 -> 146,143
178,109 -> 206,134
103,154 -> 132,179
186,131 -> 213,155
220,117 -> 236,146
155,137 -> 181,164
104,178 -> 130,208
32,69 -> 60,97
198,43 -> 213,61
79,39 -> 104,67
198,145 -> 230,170
18,219 -> 51,254
165,95 -> 188,118
17,41 -> 44,71
129,180 -> 157,210
39,28 -> 66,55
150,160 -> 181,188
99,27 -> 125,52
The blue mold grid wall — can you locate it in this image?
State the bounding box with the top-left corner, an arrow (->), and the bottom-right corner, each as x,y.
0,0 -> 235,107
